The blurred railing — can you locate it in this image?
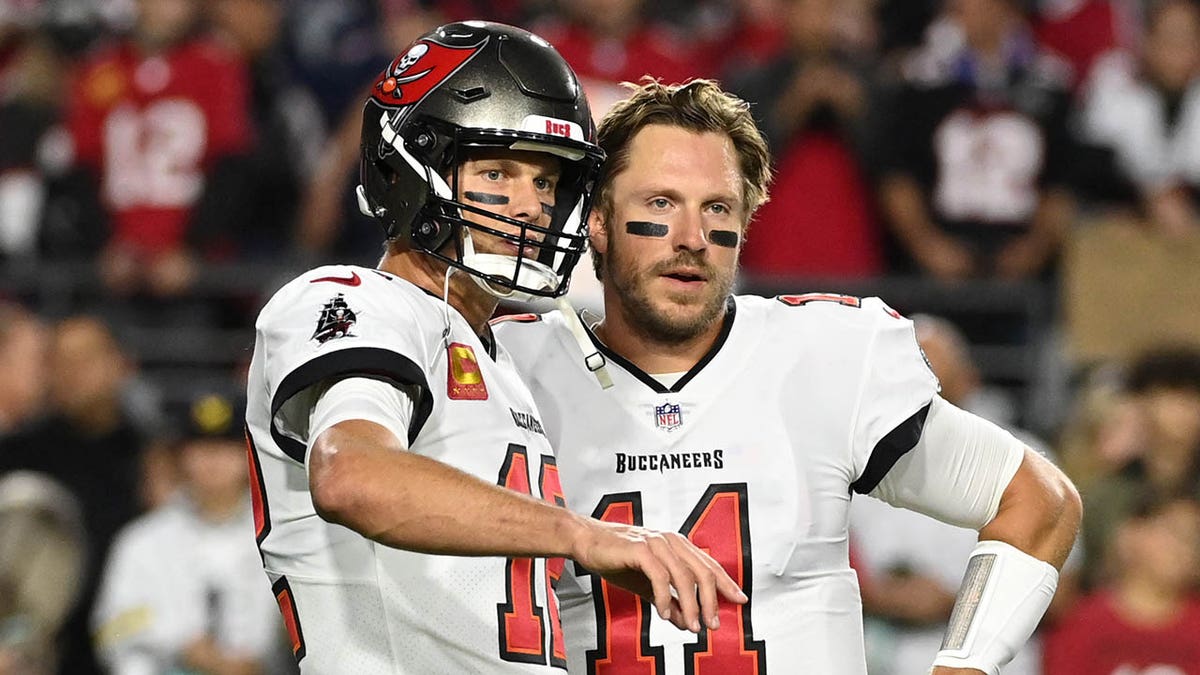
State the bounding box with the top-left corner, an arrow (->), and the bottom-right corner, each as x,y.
0,261 -> 1055,419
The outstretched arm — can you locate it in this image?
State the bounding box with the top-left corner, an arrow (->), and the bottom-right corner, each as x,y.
310,418 -> 746,633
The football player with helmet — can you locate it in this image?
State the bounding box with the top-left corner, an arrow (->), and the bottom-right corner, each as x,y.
493,79 -> 1081,675
245,23 -> 744,674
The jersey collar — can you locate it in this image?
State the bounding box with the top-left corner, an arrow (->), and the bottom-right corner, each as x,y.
582,296 -> 736,394
410,279 -> 498,360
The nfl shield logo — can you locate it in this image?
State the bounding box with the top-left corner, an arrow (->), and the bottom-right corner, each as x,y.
655,402 -> 683,432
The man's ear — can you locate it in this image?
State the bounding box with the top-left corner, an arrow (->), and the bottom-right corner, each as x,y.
588,209 -> 608,256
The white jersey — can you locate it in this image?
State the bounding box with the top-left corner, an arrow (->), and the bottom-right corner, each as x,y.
494,293 -> 939,675
245,265 -> 568,674
92,496 -> 291,675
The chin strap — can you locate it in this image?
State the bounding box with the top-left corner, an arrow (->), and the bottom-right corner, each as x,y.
460,229 -> 559,302
440,264 -> 455,350
556,296 -> 613,389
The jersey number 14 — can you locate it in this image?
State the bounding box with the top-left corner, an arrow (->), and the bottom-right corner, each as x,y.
582,484 -> 767,674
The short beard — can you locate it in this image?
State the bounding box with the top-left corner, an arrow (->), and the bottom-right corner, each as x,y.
606,249 -> 734,344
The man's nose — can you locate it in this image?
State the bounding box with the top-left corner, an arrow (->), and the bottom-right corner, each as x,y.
672,208 -> 709,252
509,180 -> 545,225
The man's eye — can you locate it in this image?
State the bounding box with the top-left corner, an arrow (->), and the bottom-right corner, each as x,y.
484,169 -> 503,181
534,178 -> 554,191
650,198 -> 670,209
709,203 -> 729,215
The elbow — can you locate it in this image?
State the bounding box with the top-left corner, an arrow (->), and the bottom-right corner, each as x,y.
309,435 -> 360,525
1034,463 -> 1083,565
985,450 -> 1083,567
1051,470 -> 1083,538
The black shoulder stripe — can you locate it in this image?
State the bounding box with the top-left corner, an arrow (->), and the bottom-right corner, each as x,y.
850,402 -> 932,495
270,347 -> 433,464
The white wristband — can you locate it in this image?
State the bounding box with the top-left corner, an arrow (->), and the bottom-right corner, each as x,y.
931,540 -> 1058,675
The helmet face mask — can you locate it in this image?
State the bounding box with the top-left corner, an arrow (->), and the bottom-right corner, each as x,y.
357,21 -> 605,300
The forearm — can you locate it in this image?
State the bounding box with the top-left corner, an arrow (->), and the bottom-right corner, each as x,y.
310,422 -> 748,635
310,419 -> 584,558
930,451 -> 1080,675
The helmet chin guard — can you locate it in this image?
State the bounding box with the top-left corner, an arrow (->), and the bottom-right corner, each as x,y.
460,229 -> 560,302
356,21 -> 605,299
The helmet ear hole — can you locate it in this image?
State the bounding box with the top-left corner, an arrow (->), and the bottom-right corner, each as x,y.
411,217 -> 450,251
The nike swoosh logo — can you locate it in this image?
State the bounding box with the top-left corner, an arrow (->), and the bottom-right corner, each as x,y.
310,272 -> 361,286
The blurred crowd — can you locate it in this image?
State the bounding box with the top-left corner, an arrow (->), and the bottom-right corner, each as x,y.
0,0 -> 1199,673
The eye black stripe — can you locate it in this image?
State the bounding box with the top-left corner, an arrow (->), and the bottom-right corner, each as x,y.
708,230 -> 739,248
625,221 -> 669,237
464,191 -> 509,205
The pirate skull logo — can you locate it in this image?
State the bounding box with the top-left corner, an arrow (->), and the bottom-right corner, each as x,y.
395,44 -> 429,74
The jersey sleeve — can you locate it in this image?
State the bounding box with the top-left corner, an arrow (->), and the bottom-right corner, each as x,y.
255,270 -> 434,464
305,377 -> 417,450
849,298 -> 941,494
867,396 -> 1024,528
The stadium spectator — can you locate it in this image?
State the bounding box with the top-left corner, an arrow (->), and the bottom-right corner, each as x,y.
293,0 -> 447,259
874,0 -> 942,60
205,0 -> 326,258
0,9 -> 112,262
533,0 -> 701,118
1078,0 -> 1200,236
731,0 -> 884,279
5,0 -> 118,259
1056,366 -> 1144,495
0,472 -> 86,675
1080,346 -> 1200,587
0,302 -> 46,438
0,316 -> 152,675
92,392 -> 294,675
1032,0 -> 1133,93
279,0 -> 395,124
878,0 -> 1077,281
1044,495 -> 1200,674
0,31 -> 64,260
698,0 -> 789,76
65,0 -> 253,297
